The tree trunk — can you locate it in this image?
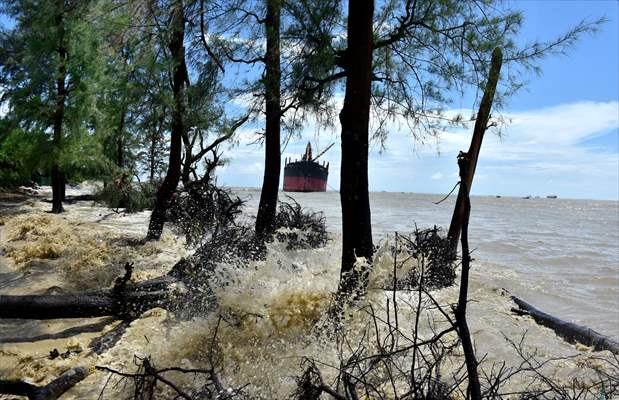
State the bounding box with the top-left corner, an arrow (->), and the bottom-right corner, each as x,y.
116,108 -> 126,168
336,0 -> 374,297
51,165 -> 63,213
0,367 -> 87,400
181,142 -> 192,187
0,274 -> 179,320
511,295 -> 619,354
149,130 -> 157,184
60,173 -> 65,201
255,0 -> 282,240
454,157 -> 481,399
50,0 -> 67,214
146,2 -> 186,240
447,47 -> 503,255
0,288 -> 173,320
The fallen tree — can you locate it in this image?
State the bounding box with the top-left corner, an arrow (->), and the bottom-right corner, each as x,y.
0,367 -> 87,400
0,262 -> 184,320
511,295 -> 619,355
0,287 -> 174,320
0,195 -> 332,321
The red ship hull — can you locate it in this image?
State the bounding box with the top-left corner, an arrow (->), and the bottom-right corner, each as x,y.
283,161 -> 328,192
283,176 -> 327,192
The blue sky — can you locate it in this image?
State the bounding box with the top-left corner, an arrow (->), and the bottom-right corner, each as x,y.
218,0 -> 619,200
2,1 -> 617,200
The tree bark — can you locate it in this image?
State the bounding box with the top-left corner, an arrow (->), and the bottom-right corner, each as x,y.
50,0 -> 67,214
336,0 -> 374,296
255,0 -> 282,240
116,108 -> 126,168
447,47 -> 503,255
511,295 -> 619,354
51,165 -> 64,213
0,367 -> 87,400
0,275 -> 179,320
146,2 -> 186,240
181,142 -> 192,186
0,289 -> 172,320
454,154 -> 481,400
149,127 -> 157,184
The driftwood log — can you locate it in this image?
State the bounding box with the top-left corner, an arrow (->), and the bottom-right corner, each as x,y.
0,367 -> 87,400
511,295 -> 619,354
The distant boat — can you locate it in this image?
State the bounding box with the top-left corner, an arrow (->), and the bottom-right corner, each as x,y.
546,195 -> 558,199
495,195 -> 502,198
283,142 -> 332,192
523,195 -> 532,199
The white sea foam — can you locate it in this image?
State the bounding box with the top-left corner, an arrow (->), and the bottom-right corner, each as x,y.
0,189 -> 617,398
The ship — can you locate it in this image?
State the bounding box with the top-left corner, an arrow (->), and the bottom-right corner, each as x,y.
283,142 -> 332,192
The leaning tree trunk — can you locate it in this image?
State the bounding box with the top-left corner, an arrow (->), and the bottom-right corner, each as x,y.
336,0 -> 374,297
454,154 -> 482,399
51,0 -> 67,214
447,47 -> 503,255
510,295 -> 619,354
146,2 -> 186,240
255,0 -> 282,240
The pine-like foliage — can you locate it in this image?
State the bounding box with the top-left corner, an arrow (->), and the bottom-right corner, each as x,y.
0,0 -> 106,186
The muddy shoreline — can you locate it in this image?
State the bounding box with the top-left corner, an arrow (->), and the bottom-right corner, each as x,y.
1,190 -> 616,398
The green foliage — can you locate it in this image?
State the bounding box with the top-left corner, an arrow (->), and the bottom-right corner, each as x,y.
0,127 -> 46,186
0,0 -> 107,185
94,176 -> 156,213
288,0 -> 602,145
167,181 -> 244,247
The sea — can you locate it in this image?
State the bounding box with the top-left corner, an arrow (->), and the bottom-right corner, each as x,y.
1,187 -> 618,397
237,189 -> 619,340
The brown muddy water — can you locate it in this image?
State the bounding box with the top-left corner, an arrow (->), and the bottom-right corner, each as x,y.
0,186 -> 617,398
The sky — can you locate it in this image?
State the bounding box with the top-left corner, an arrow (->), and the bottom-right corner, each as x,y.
1,1 -> 617,200
217,0 -> 619,200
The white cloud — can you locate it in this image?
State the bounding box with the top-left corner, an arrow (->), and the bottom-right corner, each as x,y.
218,100 -> 619,199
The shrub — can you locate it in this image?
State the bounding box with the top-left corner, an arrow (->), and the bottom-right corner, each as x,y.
95,174 -> 156,213
396,226 -> 456,290
167,181 -> 245,247
273,197 -> 329,250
